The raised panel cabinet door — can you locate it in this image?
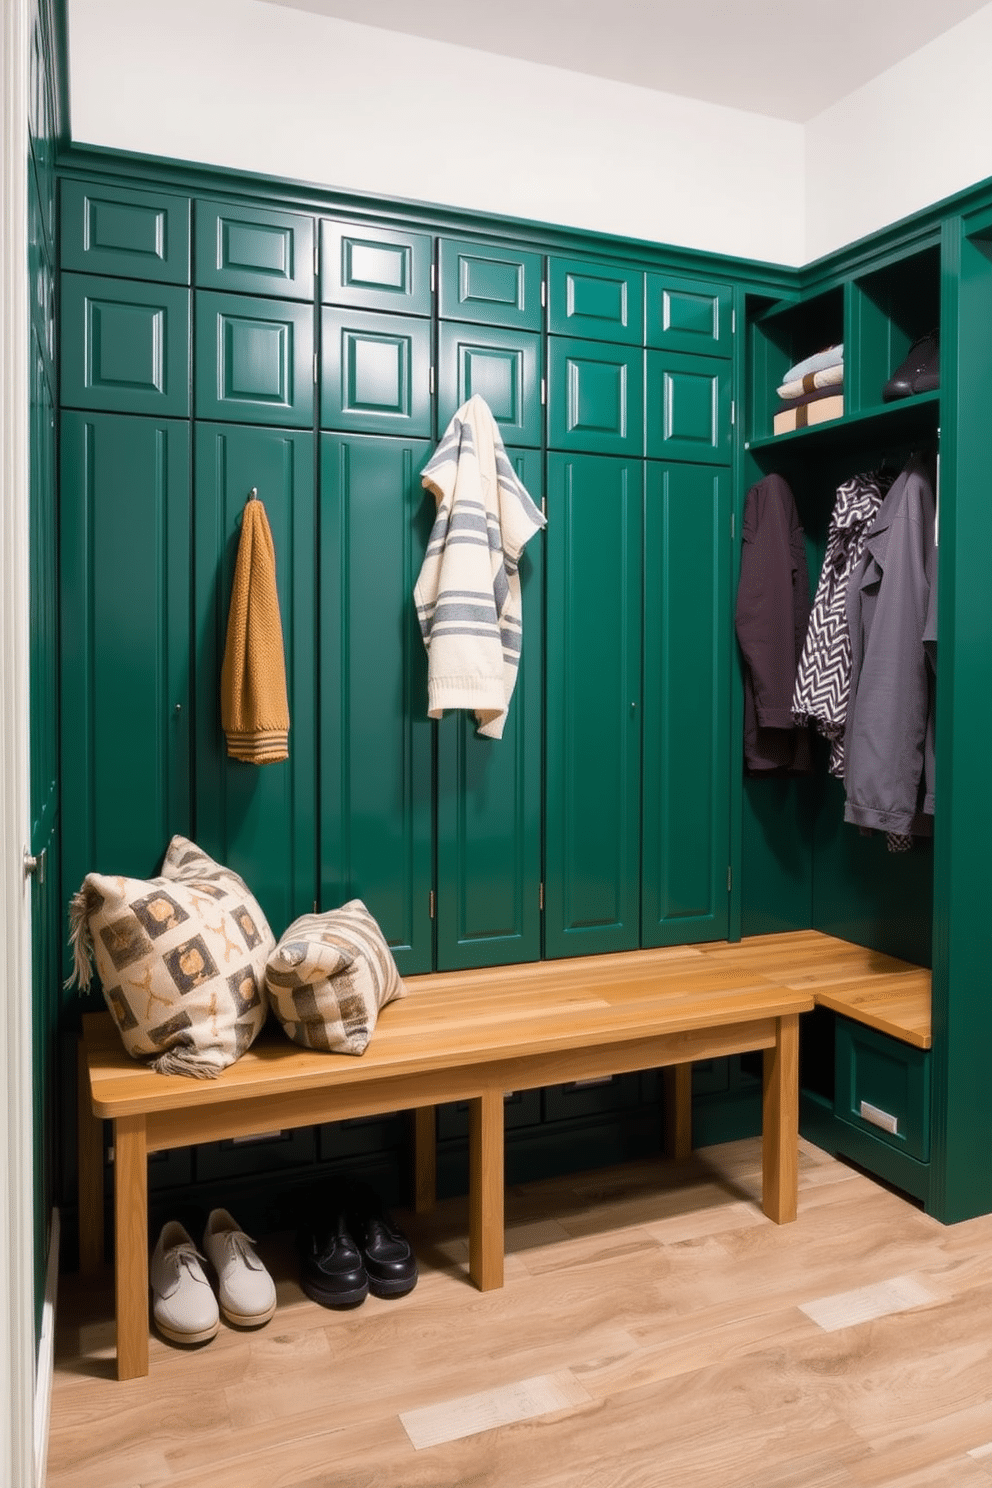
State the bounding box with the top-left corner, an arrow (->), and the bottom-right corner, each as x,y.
641,462 -> 730,946
320,432 -> 434,975
320,219 -> 432,317
645,272 -> 733,358
61,273 -> 190,417
60,179 -> 191,284
545,453 -> 642,958
59,411 -> 192,899
548,257 -> 643,344
196,291 -> 314,428
437,238 -> 543,331
437,321 -> 543,447
193,424 -> 317,934
435,448 -> 544,971
646,350 -> 732,464
548,337 -> 644,456
321,307 -> 432,438
195,201 -> 315,300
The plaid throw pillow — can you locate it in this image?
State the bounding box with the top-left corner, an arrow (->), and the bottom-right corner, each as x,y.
68,836 -> 274,1079
265,900 -> 405,1055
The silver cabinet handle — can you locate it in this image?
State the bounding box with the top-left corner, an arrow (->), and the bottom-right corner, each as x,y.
24,847 -> 46,886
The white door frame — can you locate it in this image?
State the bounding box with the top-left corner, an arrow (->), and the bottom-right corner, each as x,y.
1,0 -> 42,1483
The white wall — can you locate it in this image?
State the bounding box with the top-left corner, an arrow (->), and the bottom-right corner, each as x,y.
66,0 -> 805,265
806,3 -> 992,261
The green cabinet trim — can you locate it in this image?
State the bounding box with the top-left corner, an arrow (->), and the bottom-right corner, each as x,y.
195,202 -> 315,300
438,238 -> 543,331
195,291 -> 314,428
61,272 -> 190,417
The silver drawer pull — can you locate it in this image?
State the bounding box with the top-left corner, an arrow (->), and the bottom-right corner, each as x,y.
860,1100 -> 899,1135
570,1076 -> 614,1090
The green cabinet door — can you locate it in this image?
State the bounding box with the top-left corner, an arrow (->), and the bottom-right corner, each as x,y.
61,272 -> 190,417
642,462 -> 730,946
545,453 -> 642,957
195,201 -> 315,300
548,336 -> 644,456
437,321 -> 543,447
60,178 -> 191,283
193,424 -> 317,935
435,448 -> 544,970
321,307 -> 432,437
60,411 -> 192,895
195,291 -> 314,428
437,238 -> 543,330
320,432 -> 434,974
321,219 -> 432,317
646,350 -> 732,464
548,256 -> 643,344
646,272 -> 733,358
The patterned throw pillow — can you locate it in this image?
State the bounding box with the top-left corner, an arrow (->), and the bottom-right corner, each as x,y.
68,836 -> 274,1079
265,900 -> 406,1055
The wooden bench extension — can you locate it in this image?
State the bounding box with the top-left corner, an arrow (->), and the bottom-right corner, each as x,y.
77,930 -> 925,1380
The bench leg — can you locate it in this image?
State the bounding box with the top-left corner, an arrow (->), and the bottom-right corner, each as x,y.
77,1037 -> 104,1276
468,1088 -> 504,1291
663,1063 -> 693,1160
413,1105 -> 436,1214
762,1013 -> 800,1224
113,1114 -> 149,1380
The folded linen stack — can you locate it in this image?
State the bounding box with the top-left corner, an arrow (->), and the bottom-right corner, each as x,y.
773,343 -> 844,434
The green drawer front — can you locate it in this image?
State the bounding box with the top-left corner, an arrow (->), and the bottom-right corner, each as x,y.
834,1018 -> 931,1161
195,202 -> 315,300
195,292 -> 314,427
321,220 -> 432,317
60,273 -> 190,417
60,179 -> 191,283
646,272 -> 733,357
543,1074 -> 641,1123
196,1128 -> 317,1182
547,337 -> 644,455
321,308 -> 432,437
438,238 -> 543,331
437,321 -> 543,447
548,257 -> 643,345
646,350 -> 731,464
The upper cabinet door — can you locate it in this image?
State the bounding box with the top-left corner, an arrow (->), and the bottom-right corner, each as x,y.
548,257 -> 643,345
60,179 -> 191,284
645,272 -> 732,358
195,202 -> 315,300
437,322 -> 543,447
321,307 -> 432,437
195,291 -> 314,428
548,336 -> 644,456
61,273 -> 190,417
437,238 -> 543,331
642,462 -> 730,947
320,220 -> 432,317
646,350 -> 731,464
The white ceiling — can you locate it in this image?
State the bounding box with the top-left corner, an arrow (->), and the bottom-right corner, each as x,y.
259,0 -> 989,122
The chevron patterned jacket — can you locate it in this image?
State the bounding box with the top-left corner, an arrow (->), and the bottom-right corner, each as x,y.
791,469 -> 894,776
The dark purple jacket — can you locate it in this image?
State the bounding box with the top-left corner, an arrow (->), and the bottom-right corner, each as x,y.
736,474 -> 812,774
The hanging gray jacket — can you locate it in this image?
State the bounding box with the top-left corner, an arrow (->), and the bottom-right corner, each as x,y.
843,455 -> 937,838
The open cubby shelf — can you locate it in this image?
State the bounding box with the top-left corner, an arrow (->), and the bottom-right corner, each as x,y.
745,387 -> 940,459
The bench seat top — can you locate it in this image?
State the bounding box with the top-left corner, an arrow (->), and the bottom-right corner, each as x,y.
81,930 -> 928,1119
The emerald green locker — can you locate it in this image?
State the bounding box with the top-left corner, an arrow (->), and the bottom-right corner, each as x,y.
195,291 -> 314,428
645,350 -> 732,464
548,257 -> 643,344
320,432 -> 434,974
195,202 -> 314,300
641,462 -> 730,945
320,307 -> 432,438
547,336 -> 644,456
437,238 -> 543,331
60,411 -> 192,896
435,448 -> 544,970
545,453 -> 643,957
320,219 -> 433,317
60,272 -> 191,418
436,321 -> 543,447
645,272 -> 733,358
60,178 -> 191,284
193,424 -> 317,936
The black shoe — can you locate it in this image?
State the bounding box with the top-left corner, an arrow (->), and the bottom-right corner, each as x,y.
882,329 -> 939,402
345,1180 -> 418,1299
297,1208 -> 369,1309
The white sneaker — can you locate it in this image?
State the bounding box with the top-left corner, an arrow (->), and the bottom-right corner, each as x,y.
150,1221 -> 220,1345
202,1209 -> 277,1328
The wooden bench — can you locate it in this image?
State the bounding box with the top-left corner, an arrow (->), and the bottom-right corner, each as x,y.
77,930 -> 928,1380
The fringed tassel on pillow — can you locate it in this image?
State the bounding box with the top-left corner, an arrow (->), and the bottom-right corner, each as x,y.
152,1049 -> 220,1080
66,889 -> 95,992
